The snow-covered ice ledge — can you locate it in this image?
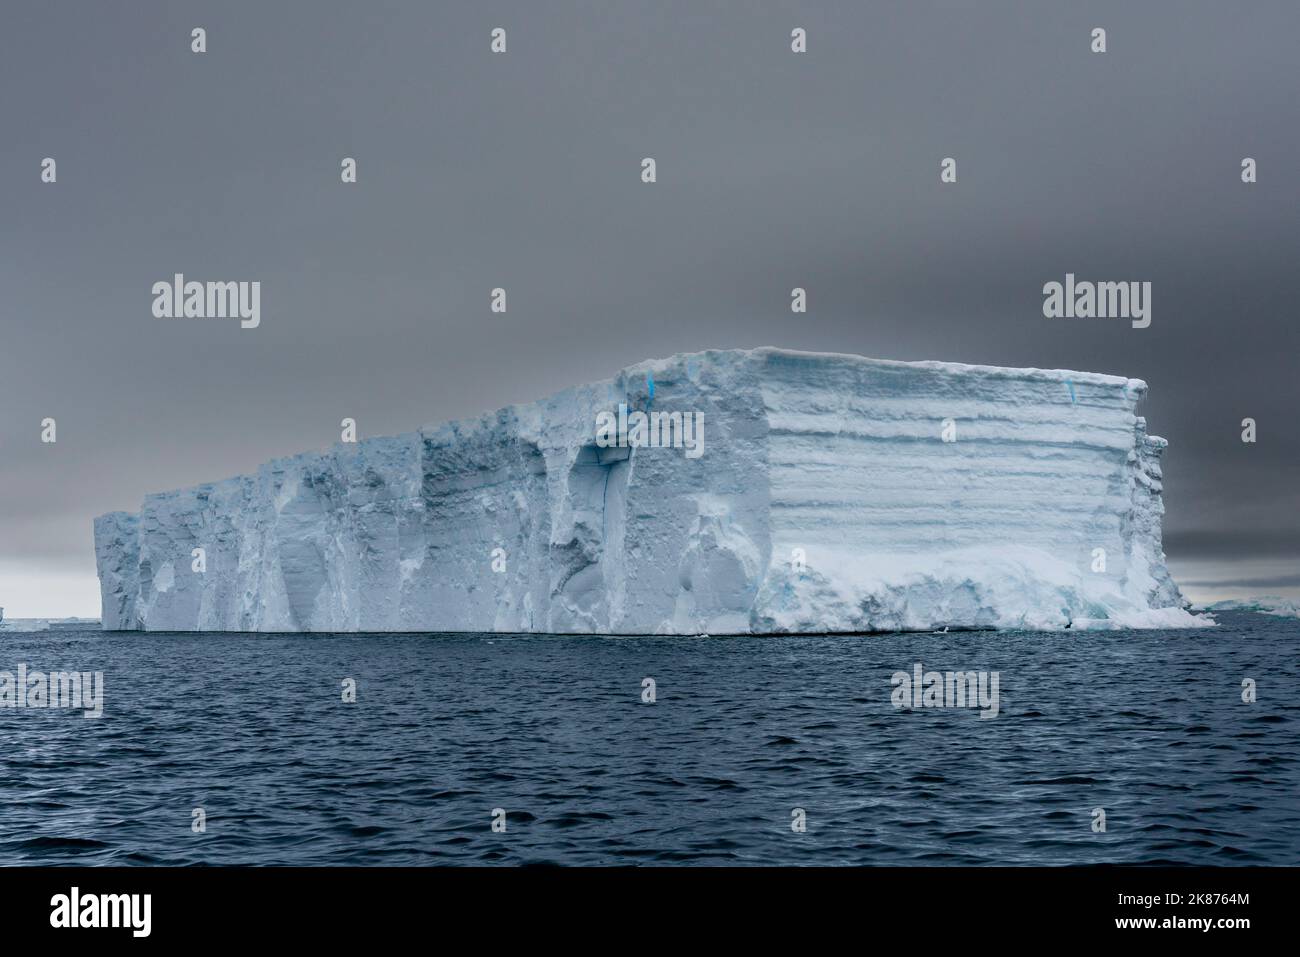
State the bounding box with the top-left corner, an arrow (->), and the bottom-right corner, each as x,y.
94,348 -> 1211,633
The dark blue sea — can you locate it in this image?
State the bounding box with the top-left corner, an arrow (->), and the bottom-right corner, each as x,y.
2,611 -> 1297,865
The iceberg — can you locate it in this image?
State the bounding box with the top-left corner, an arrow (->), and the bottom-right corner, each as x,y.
93,348 -> 1210,633
1198,597 -> 1300,619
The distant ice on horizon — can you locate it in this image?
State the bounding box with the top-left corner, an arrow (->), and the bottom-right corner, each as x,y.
1198,596 -> 1300,619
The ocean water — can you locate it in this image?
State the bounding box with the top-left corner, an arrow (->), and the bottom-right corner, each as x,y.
1,611 -> 1296,866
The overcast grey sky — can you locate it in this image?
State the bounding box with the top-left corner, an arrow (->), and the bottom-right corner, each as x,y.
1,1 -> 1297,616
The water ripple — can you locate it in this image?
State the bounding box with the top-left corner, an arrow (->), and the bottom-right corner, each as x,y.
1,611 -> 1297,865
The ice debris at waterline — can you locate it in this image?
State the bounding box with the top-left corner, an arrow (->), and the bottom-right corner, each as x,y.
94,348 -> 1211,633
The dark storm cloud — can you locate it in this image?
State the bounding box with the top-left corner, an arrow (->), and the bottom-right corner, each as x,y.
1,0 -> 1297,614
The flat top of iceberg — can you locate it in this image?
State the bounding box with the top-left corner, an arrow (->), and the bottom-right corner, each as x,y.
425,346 -> 1146,428
111,347 -> 1148,507
630,346 -> 1141,385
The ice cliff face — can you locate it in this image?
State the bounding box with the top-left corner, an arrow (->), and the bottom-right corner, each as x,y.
94,348 -> 1208,633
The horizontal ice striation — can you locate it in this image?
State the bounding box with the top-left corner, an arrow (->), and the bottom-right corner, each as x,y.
94,348 -> 1208,633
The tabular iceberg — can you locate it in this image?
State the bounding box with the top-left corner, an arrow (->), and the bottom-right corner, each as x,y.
94,348 -> 1209,633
